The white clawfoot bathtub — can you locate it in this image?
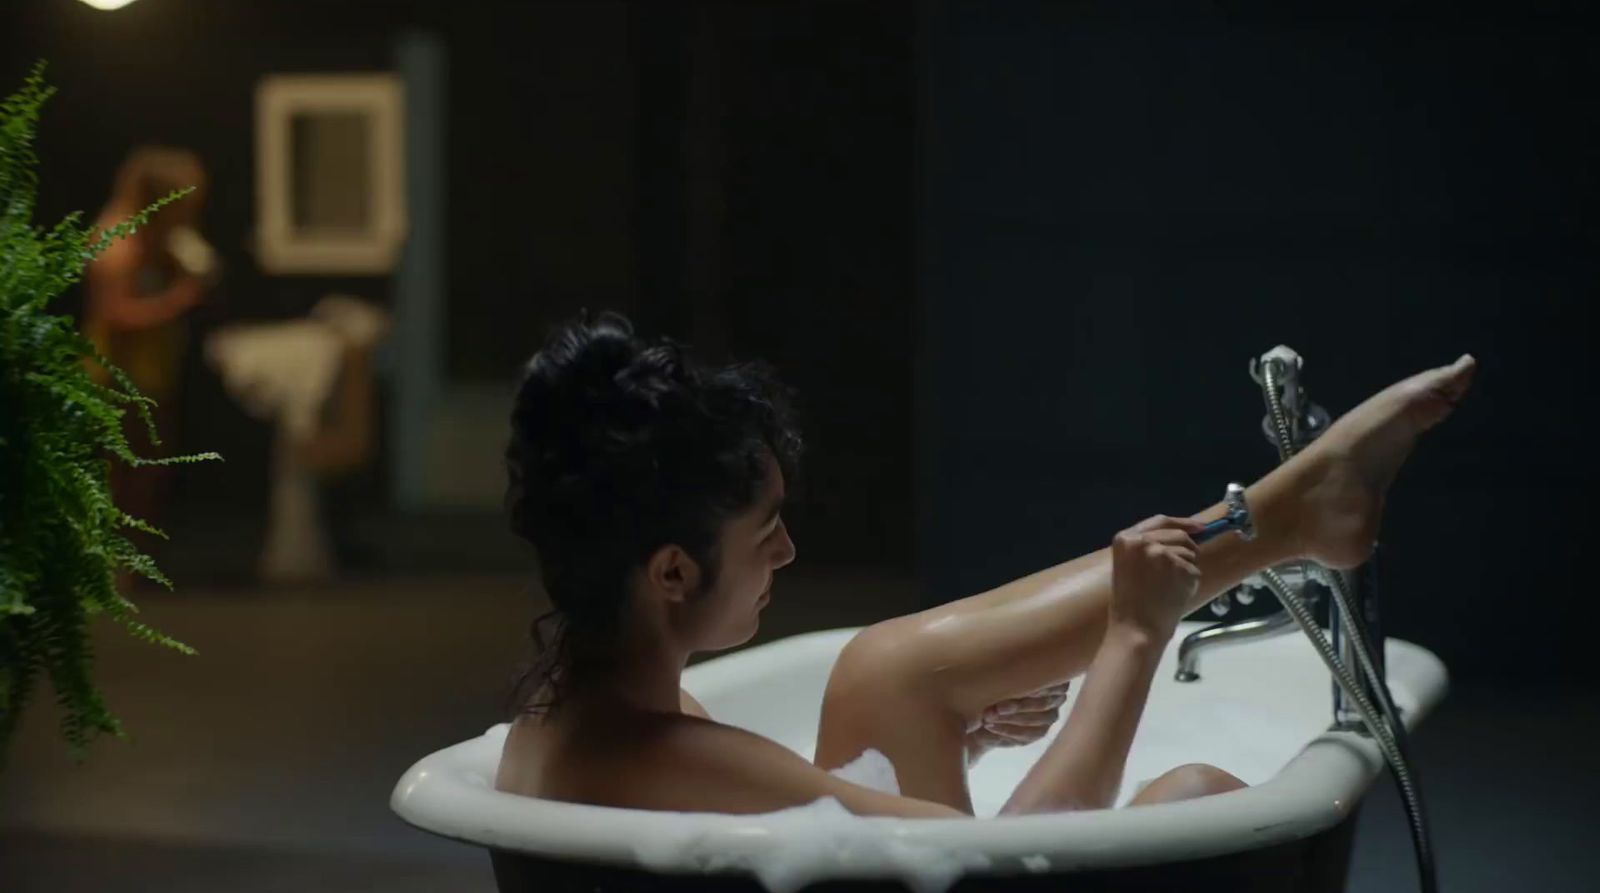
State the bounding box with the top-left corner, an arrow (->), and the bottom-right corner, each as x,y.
392,619 -> 1447,892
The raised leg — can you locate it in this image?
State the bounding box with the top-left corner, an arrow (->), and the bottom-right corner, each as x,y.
814,355 -> 1476,813
1126,763 -> 1248,806
813,478 -> 1296,812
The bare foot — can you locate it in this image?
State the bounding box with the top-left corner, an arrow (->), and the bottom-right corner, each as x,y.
1296,354 -> 1477,568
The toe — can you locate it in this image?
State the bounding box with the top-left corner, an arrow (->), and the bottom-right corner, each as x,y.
1442,354 -> 1477,399
1405,355 -> 1476,429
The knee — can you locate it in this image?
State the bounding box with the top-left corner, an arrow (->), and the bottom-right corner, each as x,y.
836,618 -> 922,676
815,619 -> 956,768
1134,763 -> 1248,805
1163,763 -> 1248,798
826,619 -> 937,709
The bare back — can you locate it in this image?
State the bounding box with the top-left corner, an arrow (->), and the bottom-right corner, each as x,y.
493,699 -> 966,818
494,709 -> 658,806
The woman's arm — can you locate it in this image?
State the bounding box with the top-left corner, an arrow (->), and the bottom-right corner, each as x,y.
86,238 -> 205,330
997,513 -> 1202,814
996,622 -> 1162,813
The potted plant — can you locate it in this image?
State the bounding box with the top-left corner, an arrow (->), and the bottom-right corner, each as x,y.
0,64 -> 220,767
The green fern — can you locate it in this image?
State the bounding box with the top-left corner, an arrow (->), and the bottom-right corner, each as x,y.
0,63 -> 221,768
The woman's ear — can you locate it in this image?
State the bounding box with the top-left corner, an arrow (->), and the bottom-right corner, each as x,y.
644,544 -> 702,606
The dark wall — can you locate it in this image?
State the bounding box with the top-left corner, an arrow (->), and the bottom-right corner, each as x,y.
592,2 -> 920,565
917,3 -> 1595,685
710,4 -> 918,564
2,0 -> 919,571
443,2 -> 641,382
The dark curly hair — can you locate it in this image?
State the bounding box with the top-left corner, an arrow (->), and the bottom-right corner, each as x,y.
503,310 -> 803,717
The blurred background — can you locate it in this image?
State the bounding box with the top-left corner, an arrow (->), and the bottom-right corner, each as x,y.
0,0 -> 1593,890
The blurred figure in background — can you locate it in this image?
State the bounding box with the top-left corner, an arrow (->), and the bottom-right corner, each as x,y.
82,147 -> 219,587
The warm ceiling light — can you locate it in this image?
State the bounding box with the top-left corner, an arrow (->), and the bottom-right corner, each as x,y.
78,0 -> 141,10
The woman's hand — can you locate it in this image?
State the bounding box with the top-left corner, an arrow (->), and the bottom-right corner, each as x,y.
965,682 -> 1071,765
1109,514 -> 1205,642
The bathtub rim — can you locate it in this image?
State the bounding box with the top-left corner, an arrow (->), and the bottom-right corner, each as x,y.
390,624 -> 1446,875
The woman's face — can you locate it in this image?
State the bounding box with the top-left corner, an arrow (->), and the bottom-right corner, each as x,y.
690,453 -> 797,650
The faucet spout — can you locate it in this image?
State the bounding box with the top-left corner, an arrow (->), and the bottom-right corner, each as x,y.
1174,607 -> 1298,682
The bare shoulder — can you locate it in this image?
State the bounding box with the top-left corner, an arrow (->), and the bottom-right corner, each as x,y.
590,713 -> 967,819
496,705 -> 964,819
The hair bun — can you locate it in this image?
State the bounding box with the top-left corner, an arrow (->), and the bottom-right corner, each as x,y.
509,311 -> 686,484
531,310 -> 635,393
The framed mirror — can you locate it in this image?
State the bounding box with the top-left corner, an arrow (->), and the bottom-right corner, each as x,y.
255,74 -> 405,274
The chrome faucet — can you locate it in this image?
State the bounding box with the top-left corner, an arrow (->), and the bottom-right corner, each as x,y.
1175,568 -> 1308,682
1174,348 -> 1435,885
1176,347 -> 1383,729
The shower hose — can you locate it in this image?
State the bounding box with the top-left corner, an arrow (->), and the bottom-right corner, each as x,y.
1256,359 -> 1440,893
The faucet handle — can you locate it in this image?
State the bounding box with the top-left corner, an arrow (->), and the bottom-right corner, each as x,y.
1249,345 -> 1332,452
1248,345 -> 1304,387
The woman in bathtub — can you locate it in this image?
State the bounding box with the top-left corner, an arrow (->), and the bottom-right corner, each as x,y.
494,310 -> 1476,818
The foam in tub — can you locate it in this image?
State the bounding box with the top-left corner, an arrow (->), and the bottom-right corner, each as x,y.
631,747 -> 993,893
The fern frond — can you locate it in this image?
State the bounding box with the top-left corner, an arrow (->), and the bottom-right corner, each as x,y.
81,186 -> 194,263
0,65 -> 219,768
